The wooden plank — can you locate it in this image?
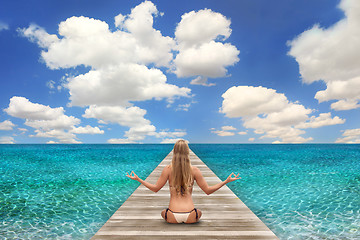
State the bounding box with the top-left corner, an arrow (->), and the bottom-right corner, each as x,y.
92,149 -> 278,239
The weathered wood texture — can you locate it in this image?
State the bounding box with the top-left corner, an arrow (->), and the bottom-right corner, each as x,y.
92,149 -> 278,239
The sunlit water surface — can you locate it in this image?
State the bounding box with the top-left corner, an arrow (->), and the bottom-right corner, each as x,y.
1,144 -> 359,239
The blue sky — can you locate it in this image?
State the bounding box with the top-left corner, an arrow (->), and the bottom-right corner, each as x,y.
1,0 -> 360,144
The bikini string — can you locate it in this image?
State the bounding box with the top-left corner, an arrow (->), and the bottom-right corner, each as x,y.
165,208 -> 169,221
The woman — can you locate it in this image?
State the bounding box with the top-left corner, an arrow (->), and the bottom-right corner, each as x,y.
126,140 -> 240,224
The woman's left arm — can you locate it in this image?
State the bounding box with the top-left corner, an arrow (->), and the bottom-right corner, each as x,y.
126,166 -> 169,193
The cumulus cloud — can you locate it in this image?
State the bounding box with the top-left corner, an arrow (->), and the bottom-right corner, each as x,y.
190,76 -> 215,87
174,8 -> 239,86
153,130 -> 187,139
5,96 -> 64,120
19,1 -> 190,107
211,125 -> 237,137
19,1 -> 240,143
114,0 -> 175,67
220,86 -> 289,117
30,129 -> 80,143
83,105 -> 185,142
288,0 -> 360,110
336,128 -> 360,143
83,105 -> 153,129
175,8 -> 231,47
20,6 -> 174,69
18,24 -> 59,48
0,120 -> 15,131
5,97 -> 102,143
220,86 -> 345,143
83,105 -> 155,142
174,41 -> 239,78
70,125 -> 104,134
0,136 -> 14,144
295,113 -> 345,129
67,63 -> 189,107
221,126 -> 236,131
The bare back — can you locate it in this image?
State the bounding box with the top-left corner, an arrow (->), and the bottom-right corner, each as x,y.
166,165 -> 196,212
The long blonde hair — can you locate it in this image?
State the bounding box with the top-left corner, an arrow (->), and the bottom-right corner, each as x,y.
171,140 -> 193,195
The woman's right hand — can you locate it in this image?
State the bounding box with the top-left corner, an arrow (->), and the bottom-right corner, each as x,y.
226,172 -> 241,183
126,171 -> 140,181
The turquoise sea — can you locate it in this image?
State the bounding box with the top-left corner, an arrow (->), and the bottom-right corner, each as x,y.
0,144 -> 359,239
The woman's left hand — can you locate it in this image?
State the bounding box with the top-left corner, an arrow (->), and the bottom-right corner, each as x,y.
126,171 -> 140,181
226,172 -> 241,183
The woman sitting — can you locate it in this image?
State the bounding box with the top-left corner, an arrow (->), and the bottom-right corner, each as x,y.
126,139 -> 240,223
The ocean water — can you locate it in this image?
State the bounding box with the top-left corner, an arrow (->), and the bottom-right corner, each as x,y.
0,144 -> 172,239
0,144 -> 359,239
191,144 -> 360,240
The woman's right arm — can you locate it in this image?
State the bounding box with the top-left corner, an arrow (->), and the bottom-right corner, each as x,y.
126,166 -> 170,193
193,167 -> 240,195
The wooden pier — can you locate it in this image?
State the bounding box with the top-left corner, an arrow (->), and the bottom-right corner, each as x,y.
92,149 -> 278,239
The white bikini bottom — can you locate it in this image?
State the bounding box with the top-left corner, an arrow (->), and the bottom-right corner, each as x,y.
165,208 -> 198,223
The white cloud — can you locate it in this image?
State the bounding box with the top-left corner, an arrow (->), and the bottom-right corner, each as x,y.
19,2 -> 194,144
114,14 -> 125,28
174,8 -> 239,85
238,131 -> 247,135
174,41 -> 239,79
5,96 -> 64,120
115,0 -> 175,67
18,128 -> 28,133
0,21 -> 9,31
176,103 -> 191,111
175,8 -> 231,48
288,0 -> 360,110
0,120 -> 15,130
211,125 -> 237,137
160,138 -> 184,144
83,105 -> 185,142
30,129 -> 80,143
5,96 -> 100,143
107,138 -> 135,144
0,136 -> 14,144
295,113 -> 345,129
220,86 -> 289,117
124,124 -> 156,141
336,128 -> 360,143
248,138 -> 255,142
18,24 -> 59,48
70,125 -> 104,134
19,1 -> 241,143
67,63 -> 190,107
212,130 -> 235,137
83,105 -> 152,128
24,115 -> 80,130
330,99 -> 360,111
153,130 -> 187,139
221,86 -> 345,143
83,105 -> 155,141
20,2 -> 175,70
221,126 -> 236,131
190,76 -> 215,87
